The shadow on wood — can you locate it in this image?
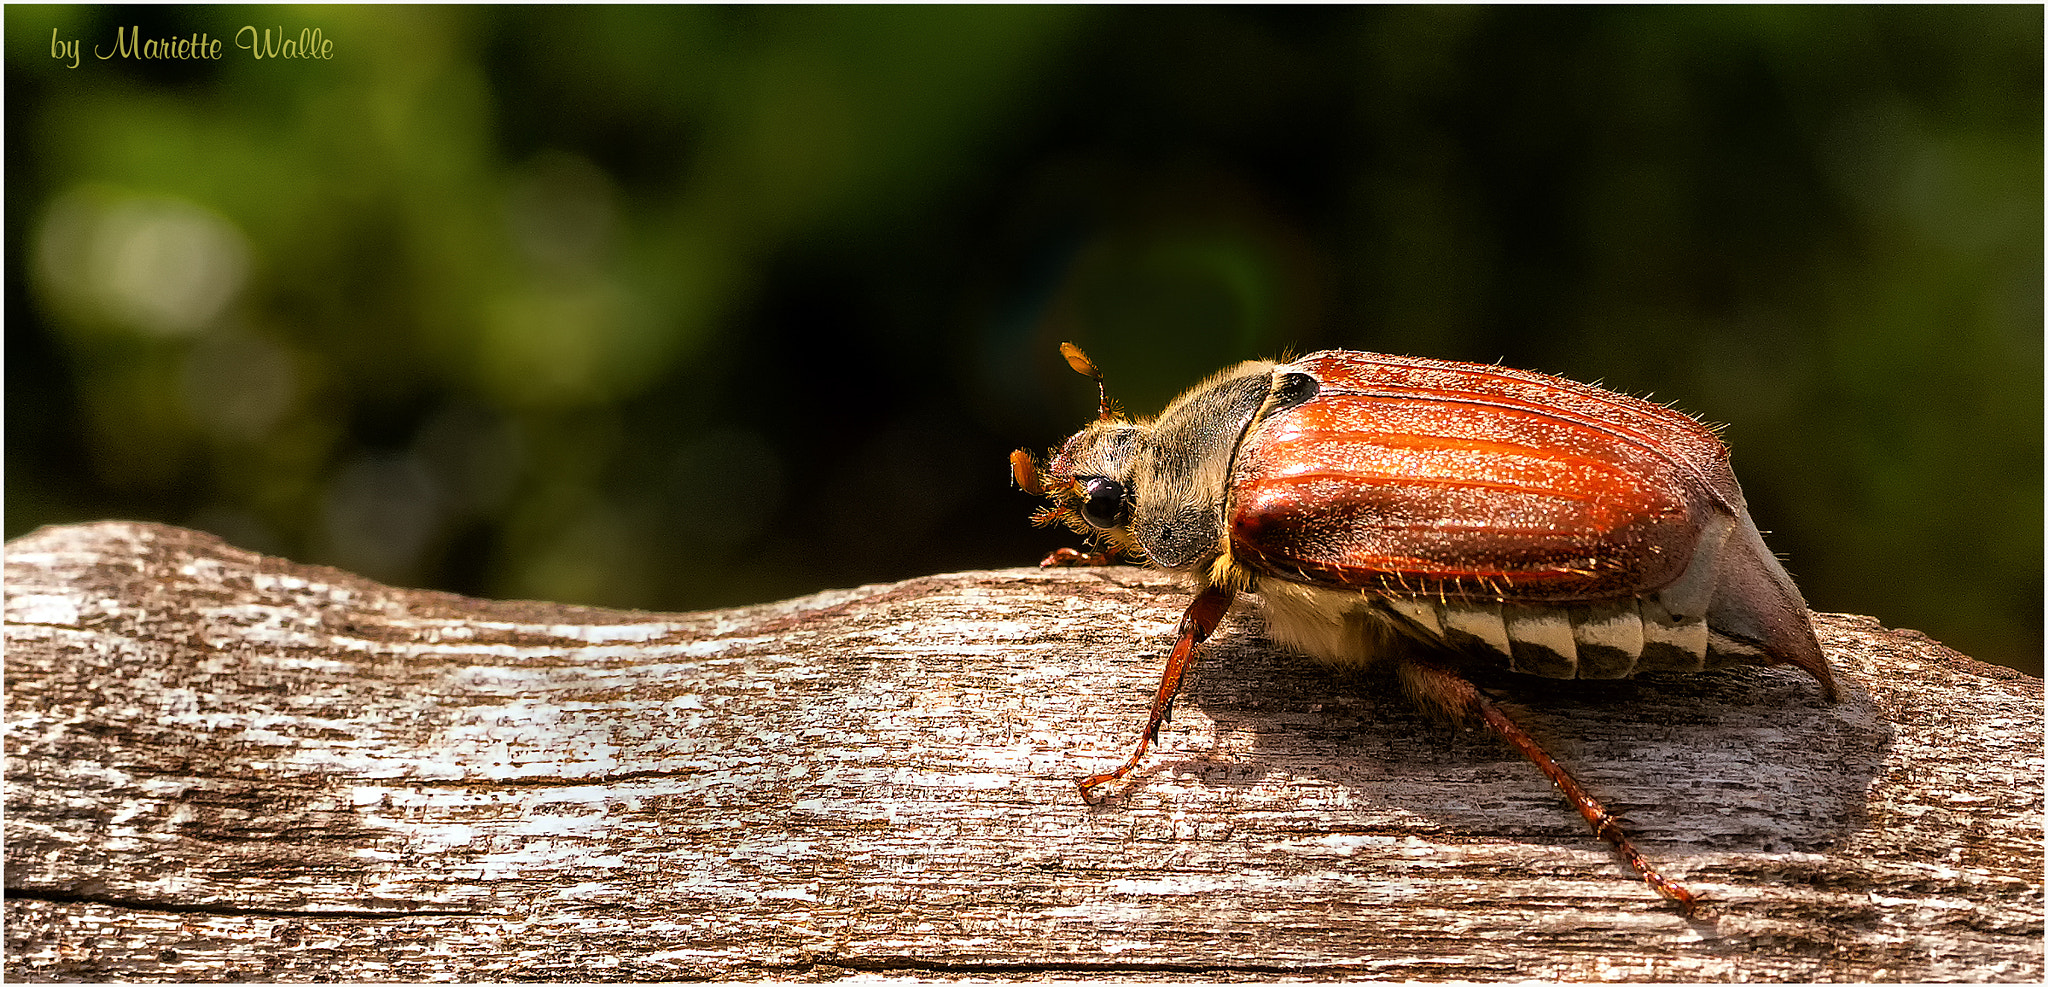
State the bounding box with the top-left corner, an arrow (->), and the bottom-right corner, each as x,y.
5,521 -> 2041,981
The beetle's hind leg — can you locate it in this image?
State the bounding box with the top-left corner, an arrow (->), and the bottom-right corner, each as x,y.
1396,657 -> 1702,917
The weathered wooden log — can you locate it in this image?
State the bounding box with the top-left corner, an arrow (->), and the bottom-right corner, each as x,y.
4,521 -> 2040,981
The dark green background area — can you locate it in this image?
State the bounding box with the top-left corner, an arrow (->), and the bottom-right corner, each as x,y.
7,5 -> 2041,674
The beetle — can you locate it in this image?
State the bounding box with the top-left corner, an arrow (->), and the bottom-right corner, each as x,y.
1011,342 -> 1839,916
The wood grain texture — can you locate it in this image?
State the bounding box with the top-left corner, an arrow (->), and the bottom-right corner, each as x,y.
5,521 -> 2040,982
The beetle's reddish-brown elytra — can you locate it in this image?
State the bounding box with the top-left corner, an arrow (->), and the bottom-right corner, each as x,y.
1013,344 -> 1840,917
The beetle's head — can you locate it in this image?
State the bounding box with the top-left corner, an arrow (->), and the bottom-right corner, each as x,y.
1010,343 -> 1148,562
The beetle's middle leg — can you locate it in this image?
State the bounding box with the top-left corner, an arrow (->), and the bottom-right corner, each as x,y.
1397,657 -> 1701,917
1077,583 -> 1237,800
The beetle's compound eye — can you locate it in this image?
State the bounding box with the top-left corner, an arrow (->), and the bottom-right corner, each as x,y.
1078,476 -> 1130,529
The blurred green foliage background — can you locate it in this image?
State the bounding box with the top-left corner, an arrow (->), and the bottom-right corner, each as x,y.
7,5 -> 2040,674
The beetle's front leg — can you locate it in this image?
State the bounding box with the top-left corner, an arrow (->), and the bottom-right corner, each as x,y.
1040,546 -> 1115,567
1077,583 -> 1237,800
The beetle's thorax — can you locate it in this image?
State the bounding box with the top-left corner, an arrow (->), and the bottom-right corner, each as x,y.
1123,360 -> 1278,573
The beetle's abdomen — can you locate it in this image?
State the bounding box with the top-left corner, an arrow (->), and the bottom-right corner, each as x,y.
1257,579 -> 1765,683
1231,351 -> 1738,603
1380,595 -> 1768,679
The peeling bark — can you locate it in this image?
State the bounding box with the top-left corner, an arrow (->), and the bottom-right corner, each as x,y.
5,521 -> 2041,982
